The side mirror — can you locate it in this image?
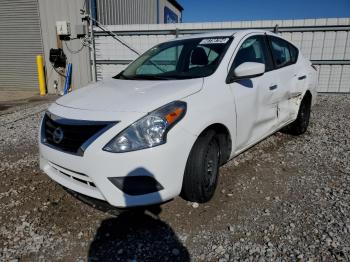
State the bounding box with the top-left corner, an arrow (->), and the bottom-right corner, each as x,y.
226,62 -> 265,83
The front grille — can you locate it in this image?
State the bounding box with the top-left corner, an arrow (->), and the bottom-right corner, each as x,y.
49,162 -> 96,188
42,112 -> 116,156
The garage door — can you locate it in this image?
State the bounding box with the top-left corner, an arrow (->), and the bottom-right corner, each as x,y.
0,0 -> 43,89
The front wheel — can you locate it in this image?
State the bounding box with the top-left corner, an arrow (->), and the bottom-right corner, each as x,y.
181,130 -> 220,203
281,93 -> 311,136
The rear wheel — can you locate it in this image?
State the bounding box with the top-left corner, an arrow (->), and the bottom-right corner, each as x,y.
281,94 -> 311,135
181,130 -> 220,203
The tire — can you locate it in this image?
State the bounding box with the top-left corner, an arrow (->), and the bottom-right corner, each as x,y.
281,94 -> 311,136
181,130 -> 220,203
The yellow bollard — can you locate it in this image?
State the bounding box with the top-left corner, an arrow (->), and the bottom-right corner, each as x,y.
36,55 -> 46,96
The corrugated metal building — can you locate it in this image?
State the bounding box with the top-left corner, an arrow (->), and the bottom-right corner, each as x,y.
94,18 -> 350,93
95,0 -> 183,25
0,0 -> 91,93
0,0 -> 183,93
0,0 -> 43,90
0,1 -> 349,94
38,0 -> 91,94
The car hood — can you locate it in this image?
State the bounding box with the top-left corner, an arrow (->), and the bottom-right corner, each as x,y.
55,78 -> 203,113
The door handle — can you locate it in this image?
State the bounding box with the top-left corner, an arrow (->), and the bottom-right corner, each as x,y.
269,85 -> 278,90
298,75 -> 307,80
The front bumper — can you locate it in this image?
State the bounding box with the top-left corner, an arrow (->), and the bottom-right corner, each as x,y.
39,110 -> 196,208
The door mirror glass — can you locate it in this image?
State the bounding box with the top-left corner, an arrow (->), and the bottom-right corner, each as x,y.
233,62 -> 265,79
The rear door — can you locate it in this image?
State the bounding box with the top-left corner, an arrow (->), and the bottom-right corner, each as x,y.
228,34 -> 277,150
267,35 -> 299,125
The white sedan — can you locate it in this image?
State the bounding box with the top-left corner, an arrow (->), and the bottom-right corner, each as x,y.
39,30 -> 317,208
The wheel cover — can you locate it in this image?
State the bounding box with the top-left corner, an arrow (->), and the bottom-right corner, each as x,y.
203,141 -> 219,192
300,100 -> 310,128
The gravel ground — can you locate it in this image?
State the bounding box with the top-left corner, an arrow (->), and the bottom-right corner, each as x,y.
0,94 -> 349,261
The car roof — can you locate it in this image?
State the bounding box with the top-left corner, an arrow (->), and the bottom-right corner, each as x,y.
169,29 -> 277,42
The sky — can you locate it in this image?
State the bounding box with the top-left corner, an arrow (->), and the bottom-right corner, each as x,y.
179,0 -> 350,22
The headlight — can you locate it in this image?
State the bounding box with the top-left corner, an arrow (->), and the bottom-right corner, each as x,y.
103,101 -> 187,153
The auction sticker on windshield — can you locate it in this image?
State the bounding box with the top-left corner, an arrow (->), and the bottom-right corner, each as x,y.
200,38 -> 230,44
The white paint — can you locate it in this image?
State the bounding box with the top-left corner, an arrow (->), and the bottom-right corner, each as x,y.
233,62 -> 265,78
40,30 -> 318,207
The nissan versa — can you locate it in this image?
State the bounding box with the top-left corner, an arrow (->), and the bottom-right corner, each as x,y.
39,30 -> 317,208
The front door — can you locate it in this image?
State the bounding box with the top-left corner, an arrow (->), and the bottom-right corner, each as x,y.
228,34 -> 277,151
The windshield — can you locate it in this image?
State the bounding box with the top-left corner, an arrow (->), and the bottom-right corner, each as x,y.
114,37 -> 233,80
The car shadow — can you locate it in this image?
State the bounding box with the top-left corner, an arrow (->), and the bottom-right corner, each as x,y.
87,168 -> 190,262
237,79 -> 253,88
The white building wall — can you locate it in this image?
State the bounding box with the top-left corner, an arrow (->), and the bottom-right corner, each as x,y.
94,18 -> 350,93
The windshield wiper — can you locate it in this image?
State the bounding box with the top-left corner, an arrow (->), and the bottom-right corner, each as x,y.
113,72 -> 135,80
162,75 -> 195,80
113,72 -> 171,80
131,75 -> 172,80
114,72 -> 196,81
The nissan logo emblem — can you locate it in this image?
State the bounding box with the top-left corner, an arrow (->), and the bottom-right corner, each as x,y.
53,127 -> 64,144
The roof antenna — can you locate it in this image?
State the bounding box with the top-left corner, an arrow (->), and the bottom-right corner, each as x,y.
273,24 -> 279,34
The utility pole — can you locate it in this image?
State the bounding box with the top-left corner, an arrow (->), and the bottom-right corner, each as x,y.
89,0 -> 97,82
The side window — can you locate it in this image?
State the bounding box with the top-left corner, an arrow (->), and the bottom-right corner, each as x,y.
269,36 -> 294,68
289,43 -> 299,64
232,35 -> 273,72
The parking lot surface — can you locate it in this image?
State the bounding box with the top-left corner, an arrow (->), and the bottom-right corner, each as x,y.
0,94 -> 349,261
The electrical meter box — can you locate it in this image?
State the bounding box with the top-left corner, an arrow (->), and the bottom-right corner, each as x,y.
75,24 -> 86,38
56,21 -> 71,36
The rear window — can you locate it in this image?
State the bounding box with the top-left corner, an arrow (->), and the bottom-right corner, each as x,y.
268,36 -> 298,68
289,43 -> 299,63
